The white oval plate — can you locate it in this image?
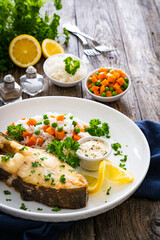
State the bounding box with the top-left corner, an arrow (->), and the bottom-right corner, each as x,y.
0,97 -> 150,222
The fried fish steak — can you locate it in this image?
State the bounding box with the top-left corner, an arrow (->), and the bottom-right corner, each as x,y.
0,133 -> 88,209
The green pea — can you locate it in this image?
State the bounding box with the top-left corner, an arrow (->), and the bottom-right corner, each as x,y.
69,116 -> 73,120
95,80 -> 101,86
43,114 -> 48,119
123,83 -> 128,89
121,86 -> 125,91
34,129 -> 40,135
44,119 -> 50,125
88,78 -> 92,83
72,121 -> 77,127
92,83 -> 96,86
58,126 -> 63,132
74,128 -> 80,133
112,91 -> 118,96
108,68 -> 112,72
89,88 -> 93,93
109,87 -> 114,91
52,122 -> 58,128
96,72 -> 99,75
101,92 -> 106,97
124,78 -> 129,83
105,87 -> 109,91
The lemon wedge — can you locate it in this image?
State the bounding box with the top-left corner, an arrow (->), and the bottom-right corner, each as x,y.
83,159 -> 134,194
9,34 -> 41,68
42,39 -> 65,58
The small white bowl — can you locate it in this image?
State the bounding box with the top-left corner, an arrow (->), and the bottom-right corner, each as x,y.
43,53 -> 87,87
85,67 -> 131,102
76,136 -> 111,171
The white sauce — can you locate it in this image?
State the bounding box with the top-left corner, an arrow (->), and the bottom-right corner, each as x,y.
78,139 -> 108,158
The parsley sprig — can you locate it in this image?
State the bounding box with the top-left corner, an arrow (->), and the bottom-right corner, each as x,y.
64,56 -> 80,75
46,137 -> 80,168
85,119 -> 110,138
7,124 -> 26,142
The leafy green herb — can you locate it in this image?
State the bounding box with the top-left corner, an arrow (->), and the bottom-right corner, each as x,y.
37,208 -> 43,211
40,157 -> 48,161
51,178 -> 55,185
7,124 -> 26,141
32,161 -> 42,167
59,164 -> 65,168
20,203 -> 27,211
68,169 -> 76,172
59,174 -> 66,184
5,136 -> 12,141
0,0 -> 69,72
64,56 -> 80,75
31,170 -> 36,174
106,187 -> 112,195
111,142 -> 121,151
119,163 -> 126,170
44,173 -> 52,181
6,199 -> 11,201
120,155 -> 128,162
46,137 -> 80,168
84,119 -> 110,138
19,146 -> 28,151
4,190 -> 11,195
1,154 -> 15,162
52,207 -> 61,212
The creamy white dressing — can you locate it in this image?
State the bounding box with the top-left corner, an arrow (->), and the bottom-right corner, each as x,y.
78,139 -> 108,158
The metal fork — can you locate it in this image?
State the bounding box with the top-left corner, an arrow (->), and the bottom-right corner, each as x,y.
75,33 -> 100,56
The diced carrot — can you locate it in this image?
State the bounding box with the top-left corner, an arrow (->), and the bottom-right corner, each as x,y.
27,118 -> 37,126
56,115 -> 64,121
37,137 -> 44,146
118,70 -> 126,78
83,125 -> 88,129
42,125 -> 50,132
116,78 -> 125,86
95,73 -> 100,80
110,69 -> 115,75
50,115 -> 55,118
21,118 -> 26,120
88,83 -> 92,89
5,131 -> 8,136
107,75 -> 116,83
113,72 -> 120,79
91,76 -> 97,83
99,72 -> 106,79
99,68 -> 107,73
116,88 -> 123,94
101,79 -> 109,87
106,91 -> 112,97
27,136 -> 37,146
94,90 -> 100,96
80,128 -> 85,132
22,131 -> 32,139
92,86 -> 100,91
46,127 -> 55,135
11,123 -> 15,126
108,83 -> 114,87
73,135 -> 81,141
55,130 -> 65,140
100,85 -> 105,94
113,83 -> 121,91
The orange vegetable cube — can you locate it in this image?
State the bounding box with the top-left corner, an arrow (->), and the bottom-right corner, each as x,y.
107,75 -> 116,83
108,83 -> 114,87
42,125 -> 50,132
116,78 -> 125,86
55,130 -> 65,140
95,73 -> 100,80
106,91 -> 112,97
21,118 -> 26,120
110,69 -> 115,75
99,72 -> 106,79
46,127 -> 55,135
27,136 -> 37,146
94,90 -> 100,96
99,68 -> 107,73
56,115 -> 64,121
113,72 -> 120,79
92,86 -> 100,91
101,79 -> 109,87
100,85 -> 105,94
22,131 -> 32,139
73,135 -> 81,141
118,70 -> 126,78
91,76 -> 97,83
88,83 -> 92,89
27,118 -> 37,126
113,83 -> 121,91
80,128 -> 85,132
37,137 -> 44,146
50,115 -> 55,118
116,88 -> 123,94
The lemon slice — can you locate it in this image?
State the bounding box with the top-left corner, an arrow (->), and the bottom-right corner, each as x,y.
83,159 -> 134,194
42,39 -> 65,58
9,35 -> 41,68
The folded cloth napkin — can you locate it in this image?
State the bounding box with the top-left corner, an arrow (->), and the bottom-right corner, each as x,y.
0,120 -> 159,240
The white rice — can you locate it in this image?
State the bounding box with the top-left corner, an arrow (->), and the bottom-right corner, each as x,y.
14,112 -> 90,149
45,55 -> 87,83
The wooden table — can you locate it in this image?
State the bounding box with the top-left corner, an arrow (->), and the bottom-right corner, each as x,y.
0,0 -> 160,239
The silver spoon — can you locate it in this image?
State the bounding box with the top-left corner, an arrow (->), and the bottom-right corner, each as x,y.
63,23 -> 115,53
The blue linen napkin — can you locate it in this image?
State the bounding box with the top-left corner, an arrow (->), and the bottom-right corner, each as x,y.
0,120 -> 160,240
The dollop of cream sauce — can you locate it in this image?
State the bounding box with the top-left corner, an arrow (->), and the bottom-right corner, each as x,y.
78,139 -> 108,158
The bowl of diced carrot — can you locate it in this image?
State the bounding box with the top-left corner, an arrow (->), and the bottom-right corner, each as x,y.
85,67 -> 131,102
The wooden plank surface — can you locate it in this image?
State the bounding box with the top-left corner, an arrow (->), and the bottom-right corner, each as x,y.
0,0 -> 160,239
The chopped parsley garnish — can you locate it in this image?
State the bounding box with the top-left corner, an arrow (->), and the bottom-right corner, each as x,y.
52,207 -> 61,212
120,155 -> 128,162
59,164 -> 65,168
37,208 -> 43,211
34,152 -> 40,155
6,199 -> 11,201
5,136 -> 12,141
44,173 -> 52,181
64,56 -> 80,75
40,157 -> 48,161
84,119 -> 110,138
36,122 -> 42,125
7,124 -> 26,141
32,161 -> 42,167
111,142 -> 121,151
1,154 -> 15,162
46,137 -> 80,168
20,203 -> 27,211
19,146 -> 28,151
59,174 -> 66,184
68,169 -> 76,172
51,178 -> 55,185
119,163 -> 126,170
106,187 -> 112,195
4,190 -> 11,195
72,120 -> 77,127
31,170 -> 36,174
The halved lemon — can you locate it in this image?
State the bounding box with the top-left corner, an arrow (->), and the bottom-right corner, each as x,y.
42,39 -> 65,58
83,159 -> 134,194
9,35 -> 41,68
